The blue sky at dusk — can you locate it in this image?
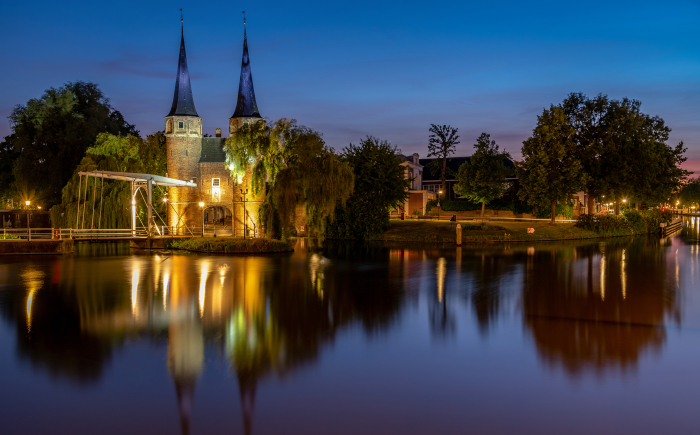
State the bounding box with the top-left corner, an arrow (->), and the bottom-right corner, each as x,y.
1,0 -> 699,171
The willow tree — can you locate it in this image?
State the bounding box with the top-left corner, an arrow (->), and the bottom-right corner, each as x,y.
50,132 -> 167,229
225,119 -> 354,239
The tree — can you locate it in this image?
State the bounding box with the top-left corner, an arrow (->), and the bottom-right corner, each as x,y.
225,119 -> 354,239
680,178 -> 700,210
427,124 -> 460,193
454,133 -> 513,217
327,137 -> 410,239
561,93 -> 690,214
50,132 -> 167,230
8,82 -> 137,208
0,134 -> 19,208
518,106 -> 586,223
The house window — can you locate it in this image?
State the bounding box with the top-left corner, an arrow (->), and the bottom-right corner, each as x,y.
178,121 -> 184,129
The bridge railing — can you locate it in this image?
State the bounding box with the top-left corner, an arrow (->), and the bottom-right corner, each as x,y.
1,227 -> 150,240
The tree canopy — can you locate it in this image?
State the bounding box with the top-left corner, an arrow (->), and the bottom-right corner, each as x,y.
454,133 -> 513,216
427,124 -> 460,192
7,82 -> 137,208
50,132 -> 167,230
561,93 -> 689,214
518,106 -> 586,223
225,119 -> 354,239
327,137 -> 410,239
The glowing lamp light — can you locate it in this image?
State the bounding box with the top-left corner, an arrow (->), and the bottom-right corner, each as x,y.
199,202 -> 205,208
163,197 -> 168,203
237,175 -> 243,184
623,199 -> 627,203
25,200 -> 30,206
228,164 -> 235,171
131,200 -> 136,205
37,206 -> 41,210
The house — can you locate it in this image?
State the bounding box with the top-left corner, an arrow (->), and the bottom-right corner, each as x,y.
419,157 -> 516,202
392,154 -> 435,216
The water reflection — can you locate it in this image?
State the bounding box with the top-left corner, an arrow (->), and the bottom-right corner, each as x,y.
0,229 -> 698,433
522,238 -> 680,377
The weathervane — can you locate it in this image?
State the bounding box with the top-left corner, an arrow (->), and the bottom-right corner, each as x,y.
243,11 -> 246,26
180,8 -> 183,23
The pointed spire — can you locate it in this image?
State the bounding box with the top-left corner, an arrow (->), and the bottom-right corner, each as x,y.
232,21 -> 261,119
167,22 -> 199,117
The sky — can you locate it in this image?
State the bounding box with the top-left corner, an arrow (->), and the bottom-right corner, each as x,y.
1,0 -> 699,172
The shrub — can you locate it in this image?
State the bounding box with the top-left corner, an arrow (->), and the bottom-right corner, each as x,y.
425,199 -> 437,213
535,204 -> 573,220
575,214 -> 631,234
169,237 -> 292,253
624,210 -> 646,233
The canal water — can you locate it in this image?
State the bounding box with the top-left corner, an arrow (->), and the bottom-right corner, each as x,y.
1,218 -> 700,434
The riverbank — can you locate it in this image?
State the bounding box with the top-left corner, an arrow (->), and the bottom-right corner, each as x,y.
165,237 -> 293,254
371,220 -> 643,243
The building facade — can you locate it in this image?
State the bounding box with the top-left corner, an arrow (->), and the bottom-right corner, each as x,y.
165,26 -> 264,236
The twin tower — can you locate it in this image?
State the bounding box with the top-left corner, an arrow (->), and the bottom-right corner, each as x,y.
165,25 -> 263,235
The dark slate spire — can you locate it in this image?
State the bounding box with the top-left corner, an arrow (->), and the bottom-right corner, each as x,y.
232,28 -> 261,118
167,27 -> 199,117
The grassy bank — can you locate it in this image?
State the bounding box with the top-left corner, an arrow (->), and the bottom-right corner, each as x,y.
167,237 -> 293,254
371,220 -> 628,243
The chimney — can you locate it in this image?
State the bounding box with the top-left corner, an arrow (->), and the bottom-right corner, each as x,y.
215,128 -> 222,138
413,153 -> 419,163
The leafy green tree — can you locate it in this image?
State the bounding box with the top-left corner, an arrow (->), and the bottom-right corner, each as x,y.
225,119 -> 354,239
561,93 -> 689,214
50,132 -> 167,229
680,178 -> 700,210
0,134 -> 20,208
518,106 -> 586,223
327,137 -> 410,239
454,133 -> 513,216
427,124 -> 460,193
8,82 -> 137,208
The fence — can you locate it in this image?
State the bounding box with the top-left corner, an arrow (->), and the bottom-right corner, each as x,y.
2,225 -> 260,240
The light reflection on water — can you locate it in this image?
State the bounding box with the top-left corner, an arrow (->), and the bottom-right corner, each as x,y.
1,219 -> 700,434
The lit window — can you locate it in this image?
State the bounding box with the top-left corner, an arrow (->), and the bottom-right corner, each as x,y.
178,121 -> 184,129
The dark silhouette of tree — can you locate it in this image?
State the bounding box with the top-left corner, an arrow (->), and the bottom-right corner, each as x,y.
427,124 -> 460,193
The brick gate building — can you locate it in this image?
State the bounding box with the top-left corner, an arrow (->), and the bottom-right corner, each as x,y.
165,24 -> 264,236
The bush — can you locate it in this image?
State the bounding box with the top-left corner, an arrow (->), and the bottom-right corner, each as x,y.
535,204 -> 573,220
624,210 -> 645,233
169,237 -> 293,253
425,199 -> 437,213
575,214 -> 631,234
575,209 -> 671,235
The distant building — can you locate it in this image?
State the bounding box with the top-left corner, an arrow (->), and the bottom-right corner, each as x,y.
395,154 -> 434,216
419,157 -> 516,201
165,25 -> 264,236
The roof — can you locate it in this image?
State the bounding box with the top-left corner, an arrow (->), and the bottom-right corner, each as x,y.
231,28 -> 262,119
199,138 -> 227,163
419,157 -> 515,181
166,28 -> 199,117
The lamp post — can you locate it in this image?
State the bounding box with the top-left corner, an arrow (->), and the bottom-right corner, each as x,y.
199,202 -> 205,237
25,200 -> 30,237
240,188 -> 248,238
438,190 -> 442,220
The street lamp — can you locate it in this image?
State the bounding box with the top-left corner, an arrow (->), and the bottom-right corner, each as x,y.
25,200 -> 30,235
438,190 -> 443,220
199,202 -> 205,237
240,188 -> 249,238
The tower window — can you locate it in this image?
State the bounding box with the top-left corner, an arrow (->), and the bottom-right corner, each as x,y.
186,149 -> 188,156
212,178 -> 220,187
170,150 -> 173,156
178,121 -> 184,129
